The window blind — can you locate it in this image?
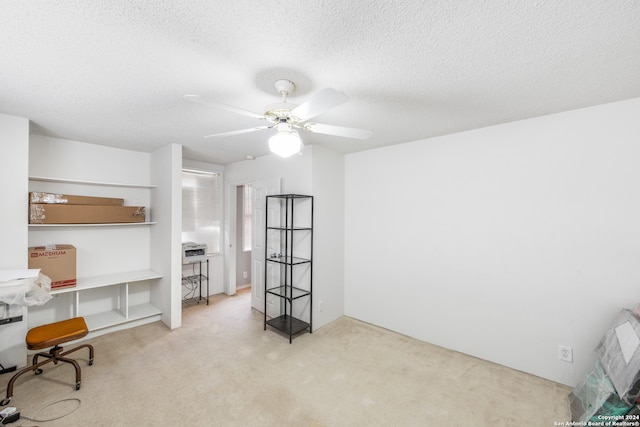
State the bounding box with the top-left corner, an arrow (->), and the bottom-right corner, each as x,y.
182,170 -> 221,254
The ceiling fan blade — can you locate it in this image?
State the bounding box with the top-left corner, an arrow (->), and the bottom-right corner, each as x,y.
291,88 -> 349,121
184,94 -> 265,120
304,122 -> 372,140
204,126 -> 272,139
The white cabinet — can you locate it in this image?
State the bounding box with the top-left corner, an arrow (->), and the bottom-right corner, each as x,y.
27,176 -> 163,333
28,270 -> 162,331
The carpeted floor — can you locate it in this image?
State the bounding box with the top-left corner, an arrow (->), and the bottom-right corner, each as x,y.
0,288 -> 571,426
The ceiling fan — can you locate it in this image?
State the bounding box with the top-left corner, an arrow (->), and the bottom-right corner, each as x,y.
185,79 -> 372,157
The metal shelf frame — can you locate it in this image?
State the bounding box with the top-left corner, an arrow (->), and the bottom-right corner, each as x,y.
264,194 -> 313,343
182,259 -> 209,306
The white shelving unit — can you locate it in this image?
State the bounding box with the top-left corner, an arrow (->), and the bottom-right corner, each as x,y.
27,175 -> 163,333
29,176 -> 157,188
29,222 -> 157,227
44,270 -> 163,331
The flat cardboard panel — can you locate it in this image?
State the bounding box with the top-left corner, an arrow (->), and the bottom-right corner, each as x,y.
29,204 -> 146,224
28,244 -> 76,289
29,192 -> 124,206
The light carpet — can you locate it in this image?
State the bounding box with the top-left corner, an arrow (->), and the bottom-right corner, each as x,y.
0,288 -> 571,426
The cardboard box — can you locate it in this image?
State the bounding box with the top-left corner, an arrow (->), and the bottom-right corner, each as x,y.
28,245 -> 76,289
29,204 -> 146,224
29,192 -> 124,206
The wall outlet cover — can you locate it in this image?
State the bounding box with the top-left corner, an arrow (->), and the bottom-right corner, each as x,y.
559,345 -> 573,363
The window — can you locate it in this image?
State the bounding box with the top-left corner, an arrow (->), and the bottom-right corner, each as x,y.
182,170 -> 221,254
243,184 -> 252,251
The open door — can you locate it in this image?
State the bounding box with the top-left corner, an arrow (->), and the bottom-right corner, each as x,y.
251,178 -> 280,313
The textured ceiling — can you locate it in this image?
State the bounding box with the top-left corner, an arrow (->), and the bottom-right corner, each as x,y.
1,1 -> 639,165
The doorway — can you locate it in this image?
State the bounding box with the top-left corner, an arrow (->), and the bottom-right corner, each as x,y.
226,178 -> 280,312
235,184 -> 252,291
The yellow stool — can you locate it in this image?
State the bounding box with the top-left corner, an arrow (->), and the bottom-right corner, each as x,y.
1,317 -> 94,406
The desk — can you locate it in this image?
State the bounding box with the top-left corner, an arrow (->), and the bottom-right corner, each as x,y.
0,272 -> 51,372
0,304 -> 26,373
0,304 -> 22,326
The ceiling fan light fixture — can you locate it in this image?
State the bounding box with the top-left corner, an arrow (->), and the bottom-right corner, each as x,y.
269,129 -> 302,158
186,78 -> 371,158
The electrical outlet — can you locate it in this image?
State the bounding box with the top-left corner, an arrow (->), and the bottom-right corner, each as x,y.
559,345 -> 573,363
242,271 -> 248,279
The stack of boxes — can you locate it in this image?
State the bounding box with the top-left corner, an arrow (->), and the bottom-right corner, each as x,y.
28,192 -> 145,224
27,192 -> 147,289
570,309 -> 640,421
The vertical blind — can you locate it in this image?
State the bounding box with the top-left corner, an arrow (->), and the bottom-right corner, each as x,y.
182,170 -> 221,254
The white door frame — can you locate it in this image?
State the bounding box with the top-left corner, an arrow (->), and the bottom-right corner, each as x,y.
250,178 -> 281,313
224,179 -> 249,296
223,177 -> 281,301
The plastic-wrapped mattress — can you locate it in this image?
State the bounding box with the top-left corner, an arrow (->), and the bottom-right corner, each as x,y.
596,309 -> 640,404
570,360 -> 632,422
0,271 -> 52,307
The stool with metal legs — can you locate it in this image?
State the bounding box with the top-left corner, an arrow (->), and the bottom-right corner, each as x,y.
1,317 -> 94,406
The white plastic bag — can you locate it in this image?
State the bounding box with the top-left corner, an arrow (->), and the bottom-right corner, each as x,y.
0,273 -> 52,306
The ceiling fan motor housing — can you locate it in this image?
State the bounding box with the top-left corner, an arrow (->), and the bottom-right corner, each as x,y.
274,79 -> 295,96
263,79 -> 299,123
264,102 -> 299,123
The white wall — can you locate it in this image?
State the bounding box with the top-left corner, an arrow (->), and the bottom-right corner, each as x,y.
30,136 -> 151,184
0,113 -> 30,368
151,143 -> 183,329
225,146 -> 313,194
344,97 -> 640,386
312,145 -> 345,328
0,114 -> 29,268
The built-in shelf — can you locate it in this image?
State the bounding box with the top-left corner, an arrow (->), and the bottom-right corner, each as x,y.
83,310 -> 127,331
22,140 -> 180,346
29,270 -> 163,332
29,176 -> 156,189
84,303 -> 162,331
27,170 -> 163,333
29,222 -> 157,227
128,302 -> 162,320
51,270 -> 162,295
